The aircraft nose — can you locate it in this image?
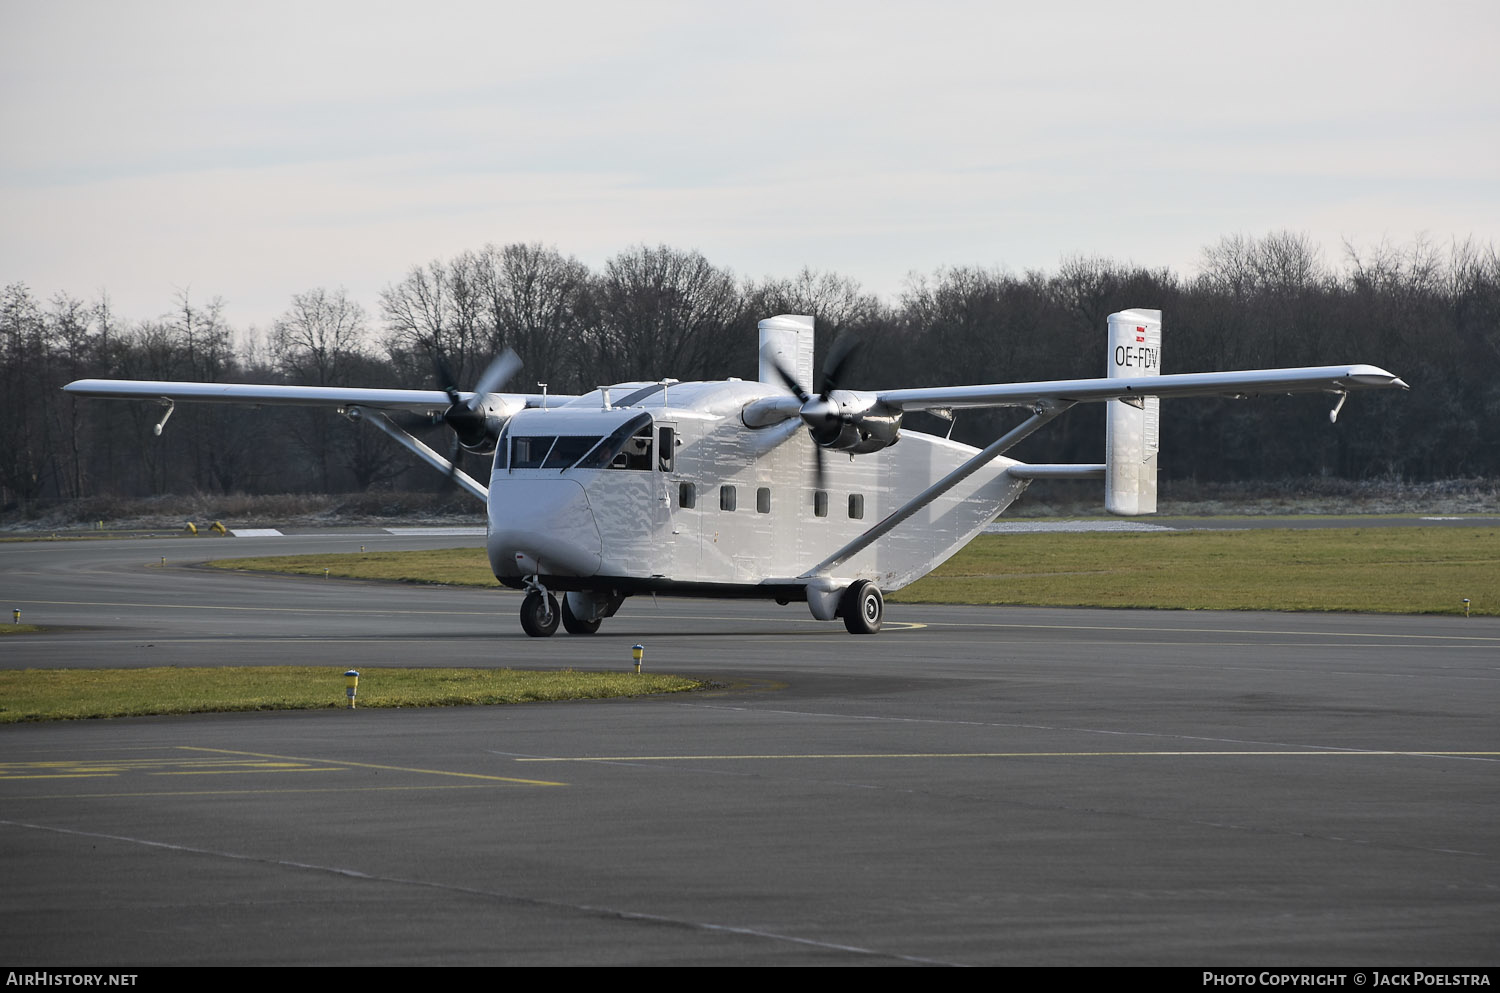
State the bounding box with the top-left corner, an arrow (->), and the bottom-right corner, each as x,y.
487,478 -> 602,579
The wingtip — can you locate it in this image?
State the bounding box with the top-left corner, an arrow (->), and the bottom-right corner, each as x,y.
1343,365 -> 1409,390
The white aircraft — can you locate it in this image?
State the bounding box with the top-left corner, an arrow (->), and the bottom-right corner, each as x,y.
65,309 -> 1406,636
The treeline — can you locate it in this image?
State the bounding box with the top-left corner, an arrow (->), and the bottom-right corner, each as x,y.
3,233 -> 1497,506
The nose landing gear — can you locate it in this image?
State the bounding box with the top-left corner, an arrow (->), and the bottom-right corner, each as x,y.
519,587 -> 560,638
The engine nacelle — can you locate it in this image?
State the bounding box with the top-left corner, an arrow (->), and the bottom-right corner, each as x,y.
820,391 -> 902,454
447,397 -> 525,455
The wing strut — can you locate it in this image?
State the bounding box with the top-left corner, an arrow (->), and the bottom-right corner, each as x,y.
345,406 -> 489,503
800,401 -> 1073,578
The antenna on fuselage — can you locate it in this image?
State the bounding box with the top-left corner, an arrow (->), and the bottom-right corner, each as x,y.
659,378 -> 678,406
600,387 -> 612,410
537,383 -> 548,410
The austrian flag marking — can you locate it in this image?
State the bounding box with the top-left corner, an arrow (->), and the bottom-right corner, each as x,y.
1136,326 -> 1146,343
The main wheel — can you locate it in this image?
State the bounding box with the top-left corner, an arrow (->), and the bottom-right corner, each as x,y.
841,580 -> 883,634
520,591 -> 560,637
561,595 -> 602,635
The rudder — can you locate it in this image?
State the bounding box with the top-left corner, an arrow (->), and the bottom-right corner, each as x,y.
1105,309 -> 1161,515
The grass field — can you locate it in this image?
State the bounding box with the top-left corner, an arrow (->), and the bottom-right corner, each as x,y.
893,527 -> 1496,614
210,526 -> 1498,616
0,667 -> 704,723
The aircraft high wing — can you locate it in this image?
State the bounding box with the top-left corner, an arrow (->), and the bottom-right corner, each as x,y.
742,364 -> 1405,427
65,351 -> 578,502
882,364 -> 1406,409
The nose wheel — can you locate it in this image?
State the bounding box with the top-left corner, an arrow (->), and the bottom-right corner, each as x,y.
520,590 -> 560,637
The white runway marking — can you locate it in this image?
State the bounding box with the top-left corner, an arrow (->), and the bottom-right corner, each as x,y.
0,818 -> 955,966
383,527 -> 486,536
229,528 -> 283,537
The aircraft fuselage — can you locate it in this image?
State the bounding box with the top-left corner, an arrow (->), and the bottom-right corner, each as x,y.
485,378 -> 1028,603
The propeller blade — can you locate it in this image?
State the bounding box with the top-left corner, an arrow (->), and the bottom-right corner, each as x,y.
470,348 -> 522,407
430,349 -> 461,405
446,429 -> 462,490
767,352 -> 811,403
819,333 -> 860,397
763,336 -> 862,483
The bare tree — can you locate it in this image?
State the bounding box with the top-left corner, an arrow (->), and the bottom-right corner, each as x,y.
272,287 -> 370,387
592,245 -> 746,382
474,243 -> 594,392
745,267 -> 888,380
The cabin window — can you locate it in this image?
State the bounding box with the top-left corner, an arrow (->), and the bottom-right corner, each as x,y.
814,491 -> 828,518
756,487 -> 771,514
658,427 -> 675,472
720,485 -> 737,511
679,482 -> 696,509
848,493 -> 864,520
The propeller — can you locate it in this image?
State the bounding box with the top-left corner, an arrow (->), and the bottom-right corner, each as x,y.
428,347 -> 522,482
768,334 -> 863,487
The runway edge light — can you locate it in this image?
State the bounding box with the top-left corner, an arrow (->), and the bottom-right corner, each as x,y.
345,669 -> 359,709
632,644 -> 644,674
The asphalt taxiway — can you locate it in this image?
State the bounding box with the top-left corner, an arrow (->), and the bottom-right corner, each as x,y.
1,533 -> 1496,965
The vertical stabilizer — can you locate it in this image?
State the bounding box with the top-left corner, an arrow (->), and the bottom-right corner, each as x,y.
759,314 -> 815,390
1105,309 -> 1162,515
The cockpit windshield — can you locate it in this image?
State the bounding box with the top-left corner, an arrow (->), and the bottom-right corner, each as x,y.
506,412 -> 654,472
575,412 -> 653,470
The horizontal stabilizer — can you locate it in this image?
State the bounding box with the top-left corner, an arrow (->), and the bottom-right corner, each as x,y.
1006,464 -> 1106,479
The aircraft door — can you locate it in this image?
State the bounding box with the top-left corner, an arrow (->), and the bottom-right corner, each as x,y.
657,421 -> 698,571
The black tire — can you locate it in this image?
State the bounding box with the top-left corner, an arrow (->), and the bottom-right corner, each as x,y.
520,591 -> 559,637
841,580 -> 883,634
561,595 -> 602,635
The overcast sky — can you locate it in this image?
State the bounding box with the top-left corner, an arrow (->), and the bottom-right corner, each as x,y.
2,0 -> 1496,332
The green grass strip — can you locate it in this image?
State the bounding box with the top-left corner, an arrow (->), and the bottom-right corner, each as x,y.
893,527 -> 1497,615
210,526 -> 1498,615
212,548 -> 502,586
0,667 -> 703,723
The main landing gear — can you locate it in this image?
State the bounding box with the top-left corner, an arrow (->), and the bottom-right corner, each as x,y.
560,595 -> 601,635
840,580 -> 883,635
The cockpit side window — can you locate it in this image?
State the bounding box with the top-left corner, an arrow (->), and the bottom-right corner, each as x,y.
658,427 -> 675,472
618,424 -> 653,471
574,412 -> 654,471
493,421 -> 513,471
